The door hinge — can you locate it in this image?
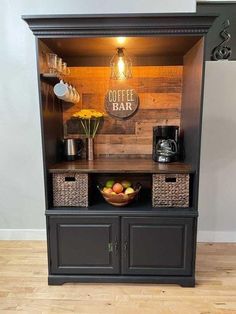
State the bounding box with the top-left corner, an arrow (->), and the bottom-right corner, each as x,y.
108,242 -> 113,252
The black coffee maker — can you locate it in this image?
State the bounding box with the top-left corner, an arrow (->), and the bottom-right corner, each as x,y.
152,126 -> 179,163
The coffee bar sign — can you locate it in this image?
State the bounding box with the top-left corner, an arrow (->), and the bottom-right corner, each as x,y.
105,87 -> 139,119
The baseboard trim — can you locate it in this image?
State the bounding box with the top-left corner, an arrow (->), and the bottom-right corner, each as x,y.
0,229 -> 235,242
197,231 -> 236,243
0,229 -> 46,240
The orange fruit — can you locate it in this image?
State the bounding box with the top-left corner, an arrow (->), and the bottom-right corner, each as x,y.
112,183 -> 123,194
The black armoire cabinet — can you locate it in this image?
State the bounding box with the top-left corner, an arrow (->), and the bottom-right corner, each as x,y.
23,11 -> 218,286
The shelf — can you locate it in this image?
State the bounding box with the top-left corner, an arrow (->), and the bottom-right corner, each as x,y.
47,187 -> 195,216
48,158 -> 193,174
46,200 -> 197,217
40,73 -> 60,85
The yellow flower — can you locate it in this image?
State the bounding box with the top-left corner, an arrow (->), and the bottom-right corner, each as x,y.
72,109 -> 104,120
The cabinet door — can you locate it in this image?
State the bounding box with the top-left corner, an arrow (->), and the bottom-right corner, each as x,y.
49,216 -> 120,274
122,217 -> 194,275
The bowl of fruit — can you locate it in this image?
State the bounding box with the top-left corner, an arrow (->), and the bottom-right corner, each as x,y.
98,180 -> 141,207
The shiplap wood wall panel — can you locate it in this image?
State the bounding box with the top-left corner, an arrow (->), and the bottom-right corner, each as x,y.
64,66 -> 183,158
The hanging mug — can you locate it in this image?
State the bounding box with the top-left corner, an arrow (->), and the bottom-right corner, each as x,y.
54,80 -> 70,101
54,80 -> 80,103
72,87 -> 80,103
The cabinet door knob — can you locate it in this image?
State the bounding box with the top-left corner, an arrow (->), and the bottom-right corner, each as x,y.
108,240 -> 119,255
108,242 -> 113,252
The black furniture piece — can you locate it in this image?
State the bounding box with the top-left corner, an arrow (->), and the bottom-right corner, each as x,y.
23,10 -> 220,286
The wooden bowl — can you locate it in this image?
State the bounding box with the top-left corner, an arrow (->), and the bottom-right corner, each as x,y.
98,184 -> 141,207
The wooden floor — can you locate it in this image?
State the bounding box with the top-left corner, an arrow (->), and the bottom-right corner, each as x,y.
0,242 -> 235,314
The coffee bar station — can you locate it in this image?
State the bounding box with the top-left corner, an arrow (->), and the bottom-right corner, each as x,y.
23,13 -> 218,286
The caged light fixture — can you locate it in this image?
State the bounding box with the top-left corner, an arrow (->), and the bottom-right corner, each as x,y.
110,48 -> 132,80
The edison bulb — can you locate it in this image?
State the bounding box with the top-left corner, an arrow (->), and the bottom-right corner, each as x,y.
110,47 -> 132,80
118,57 -> 125,75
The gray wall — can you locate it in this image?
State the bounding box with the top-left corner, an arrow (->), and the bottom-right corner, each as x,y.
0,0 -> 235,241
198,61 -> 236,242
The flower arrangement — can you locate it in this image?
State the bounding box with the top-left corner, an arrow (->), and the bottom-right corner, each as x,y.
72,109 -> 104,138
72,109 -> 105,161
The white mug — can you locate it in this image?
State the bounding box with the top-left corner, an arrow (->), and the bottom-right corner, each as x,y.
54,80 -> 80,103
67,84 -> 78,103
54,80 -> 70,101
72,87 -> 80,103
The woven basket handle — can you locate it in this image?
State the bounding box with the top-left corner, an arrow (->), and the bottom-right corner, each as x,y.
165,176 -> 177,183
64,176 -> 76,182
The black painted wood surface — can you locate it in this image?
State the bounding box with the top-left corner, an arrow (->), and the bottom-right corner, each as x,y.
22,14 -> 216,37
48,274 -> 195,286
180,38 -> 205,209
49,216 -> 120,274
121,217 -> 193,275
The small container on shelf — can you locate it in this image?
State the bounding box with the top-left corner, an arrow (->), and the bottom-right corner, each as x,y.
152,174 -> 189,208
53,173 -> 89,207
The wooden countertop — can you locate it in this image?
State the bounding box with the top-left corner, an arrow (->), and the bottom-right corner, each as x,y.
48,159 -> 193,174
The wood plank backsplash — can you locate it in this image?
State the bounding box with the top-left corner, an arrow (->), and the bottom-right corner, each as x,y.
64,66 -> 182,158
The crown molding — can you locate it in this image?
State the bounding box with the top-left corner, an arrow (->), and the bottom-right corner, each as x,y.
22,14 -> 217,38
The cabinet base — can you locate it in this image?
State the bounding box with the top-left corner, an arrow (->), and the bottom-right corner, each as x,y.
48,275 -> 195,287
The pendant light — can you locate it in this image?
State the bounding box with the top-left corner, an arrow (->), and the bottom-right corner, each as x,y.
110,48 -> 132,80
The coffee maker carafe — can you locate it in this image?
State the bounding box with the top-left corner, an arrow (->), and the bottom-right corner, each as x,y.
152,126 -> 179,163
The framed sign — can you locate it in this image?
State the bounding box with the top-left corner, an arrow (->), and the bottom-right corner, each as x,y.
105,87 -> 139,119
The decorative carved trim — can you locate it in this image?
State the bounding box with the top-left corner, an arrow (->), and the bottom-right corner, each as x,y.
22,14 -> 217,37
211,19 -> 232,61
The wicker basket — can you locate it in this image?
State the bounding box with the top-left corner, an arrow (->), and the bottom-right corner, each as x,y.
53,173 -> 89,207
152,174 -> 189,208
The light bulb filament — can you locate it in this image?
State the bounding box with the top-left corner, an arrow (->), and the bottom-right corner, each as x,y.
118,57 -> 125,77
